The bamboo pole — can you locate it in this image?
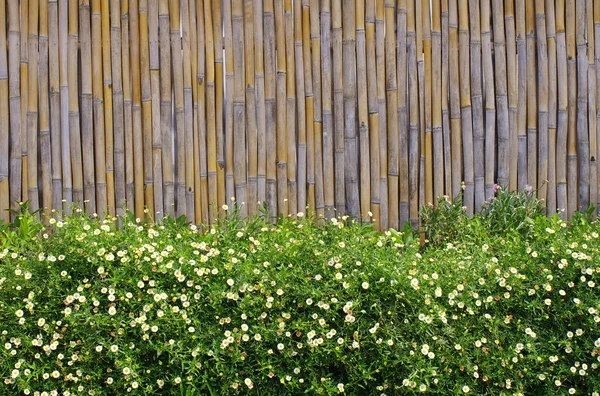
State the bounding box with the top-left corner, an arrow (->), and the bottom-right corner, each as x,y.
481,0 -> 496,199
245,0 -> 258,215
408,0 -> 420,227
469,0 -> 484,211
376,0 -> 388,229
321,0 -> 334,218
92,0 -> 107,217
0,0 -> 8,222
285,0 -> 297,216
417,0 -> 425,214
546,0 -> 558,215
448,0 -> 462,200
332,0 -> 345,214
311,0 -> 324,218
49,0 -> 62,213
587,0 -> 596,216
567,0 -> 577,217
122,0 -> 135,213
39,0 -> 52,216
357,0 -> 371,222
149,0 -> 162,219
536,0 -> 549,209
20,0 -> 28,205
432,0 -> 443,204
398,0 -> 409,224
102,0 -> 115,217
302,0 -> 315,213
493,0 -> 510,189
212,0 -> 225,211
223,0 -> 235,204
344,0 -> 359,220
595,0 -> 600,213
576,0 -> 589,211
205,0 -> 219,222
28,0 -> 40,212
505,0 -> 518,191
233,0 -> 248,216
367,0 -> 380,228
159,0 -> 174,217
189,0 -> 200,223
459,0 -> 474,214
423,0 -> 433,207
80,0 -> 96,214
196,0 -> 209,223
526,0 -> 538,190
556,0 -> 568,216
385,0 -> 398,228
441,0 -> 452,197
275,0 -> 288,216
7,0 -> 21,219
256,0 -> 267,208
181,0 -> 195,220
264,0 -> 276,218
516,0 -> 527,189
140,0 -> 155,218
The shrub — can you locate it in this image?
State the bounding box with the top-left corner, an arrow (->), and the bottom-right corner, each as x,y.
1,206 -> 600,395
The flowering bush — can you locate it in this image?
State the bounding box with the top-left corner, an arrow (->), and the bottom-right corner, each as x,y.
1,204 -> 600,395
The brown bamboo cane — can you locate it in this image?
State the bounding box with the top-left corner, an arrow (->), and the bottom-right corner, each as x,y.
417,0 -> 425,215
344,0 -> 359,220
376,0 -> 388,229
408,0 -> 421,227
493,0 -> 510,189
39,0 -> 50,217
233,0 -> 248,216
28,0 -> 40,212
102,0 -> 115,217
385,0 -> 399,228
223,0 -> 235,204
536,0 -> 549,210
8,0 -> 21,219
212,0 -> 225,211
245,0 -> 258,215
294,0 -> 307,213
302,0 -> 315,213
595,0 -> 600,214
567,0 -> 577,217
159,0 -> 174,217
91,0 -> 107,217
264,0 -> 277,218
441,0 -> 452,197
432,0 -> 443,205
48,0 -> 62,213
556,0 -> 568,216
332,0 -> 345,215
310,0 -> 323,219
459,0 -> 474,214
545,0 -> 558,214
517,0 -> 527,190
0,0 -> 8,222
171,0 -> 188,219
321,0 -> 335,219
469,0 -> 484,211
196,0 -> 209,223
357,0 -> 371,222
448,0 -> 462,200
122,0 -> 135,213
80,0 -> 96,214
149,0 -> 163,219
423,0 -> 433,207
256,0 -> 267,208
526,0 -> 538,190
20,0 -> 28,205
587,0 -> 596,216
505,0 -> 518,191
110,0 -> 126,218
481,0 -> 496,199
181,0 -> 195,220
274,0 -> 288,217
140,0 -> 155,218
205,0 -> 218,222
576,0 -> 589,212
189,0 -> 201,223
367,0 -> 380,228
398,0 -> 409,224
285,0 -> 297,216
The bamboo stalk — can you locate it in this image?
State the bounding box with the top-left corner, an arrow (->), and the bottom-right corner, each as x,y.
481,0 -> 496,199
39,0 -> 52,217
408,0 -> 421,227
423,0 -> 433,207
398,0 -> 408,224
245,0 -> 258,215
432,0 -> 443,205
7,0 -> 21,219
0,0 -> 8,222
595,0 -> 600,213
459,0 -> 474,214
149,0 -> 162,219
264,0 -> 276,218
233,0 -> 248,216
28,0 -> 40,212
546,0 -> 558,215
205,0 -> 219,222
556,0 -> 568,216
536,0 -> 549,209
385,0 -> 398,228
21,0 -> 28,205
223,0 -> 235,204
417,0 -> 425,215
441,0 -> 452,198
376,0 -> 388,229
505,0 -> 518,191
275,0 -> 288,217
140,0 -> 155,218
92,0 -> 107,217
332,0 -> 345,214
493,0 -> 510,189
587,0 -> 596,215
159,0 -> 174,217
190,0 -> 200,223
567,0 -> 577,217
367,0 -> 380,228
212,0 -> 225,211
576,0 -> 589,211
448,0 -> 462,200
344,0 -> 359,220
469,0 -> 484,211
526,0 -> 538,190
517,0 -> 527,189
256,0 -> 267,208
196,0 -> 209,223
357,0 -> 371,222
311,0 -> 323,218
48,0 -> 62,213
122,0 -> 134,213
302,0 -> 315,213
181,0 -> 195,220
285,0 -> 297,216
102,0 -> 115,217
321,0 -> 334,218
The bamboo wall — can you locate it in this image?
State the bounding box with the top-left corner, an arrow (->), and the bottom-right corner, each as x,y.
0,0 -> 598,230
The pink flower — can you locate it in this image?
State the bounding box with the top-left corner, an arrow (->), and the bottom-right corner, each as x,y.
493,184 -> 501,193
525,185 -> 533,195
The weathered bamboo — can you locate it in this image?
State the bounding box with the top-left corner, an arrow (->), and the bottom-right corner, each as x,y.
20,0 -> 29,205
190,0 -> 201,223
224,0 -> 235,203
303,0 -> 315,212
213,0 -> 225,210
233,0 -> 248,216
567,0 -> 577,217
357,0 -> 371,222
140,0 -> 155,218
39,0 -> 52,216
321,0 -> 334,218
256,0 -> 267,208
505,0 -> 518,191
398,0 -> 408,224
344,0 -> 359,220
469,0 -> 484,211
417,0 -> 425,213
526,0 -> 538,189
122,0 -> 134,213
546,0 -> 558,215
536,0 -> 549,209
196,0 -> 209,223
459,0 -> 474,214
264,0 -> 277,218
181,0 -> 195,220
517,0 -> 528,189
7,0 -> 21,218
493,0 -> 510,189
205,0 -> 218,222
376,0 -> 388,229
28,0 -> 40,212
285,0 -> 297,216
587,0 -> 596,215
432,0 -> 443,204
332,0 -> 345,214
0,0 -> 8,222
407,0 -> 419,227
595,0 -> 600,213
245,0 -> 258,215
367,0 -> 380,228
149,0 -> 162,218
423,0 -> 433,207
102,0 -> 115,216
441,0 -> 452,197
481,0 -> 495,199
92,0 -> 107,217
310,0 -> 324,218
111,0 -> 126,217
80,0 -> 96,214
275,0 -> 289,216
556,0 -> 568,216
448,0 -> 462,200
49,0 -> 62,213
576,0 -> 589,211
385,0 -> 398,229
159,0 -> 174,217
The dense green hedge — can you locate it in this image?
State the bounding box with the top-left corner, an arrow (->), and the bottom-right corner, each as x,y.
1,198 -> 600,395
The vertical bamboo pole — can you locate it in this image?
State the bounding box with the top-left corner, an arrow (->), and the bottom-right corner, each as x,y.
28,0 -> 40,212
408,0 -> 420,226
423,0 -> 433,207
92,0 -> 107,216
275,0 -> 289,216
536,0 -> 549,209
39,0 -> 51,216
0,0 -> 8,222
302,0 -> 315,213
526,0 -> 538,190
459,0 -> 474,214
245,0 -> 258,215
140,0 -> 155,218
233,0 -> 248,216
181,0 -> 195,220
567,0 -> 577,217
8,0 -> 21,219
20,0 -> 29,205
159,0 -> 174,217
223,0 -> 235,204
417,0 -> 425,213
332,0 -> 345,214
357,0 -> 371,222
311,0 -> 324,218
295,0 -> 307,213
516,0 -> 528,189
196,0 -> 209,223
344,0 -> 359,219
576,0 -> 589,211
122,0 -> 135,213
285,0 -> 297,215
212,0 -> 225,211
264,0 -> 277,218
111,0 -> 126,217
432,0 -> 443,204
481,0 -> 496,199
505,0 -> 518,191
49,0 -> 62,213
189,0 -> 200,223
205,0 -> 218,222
321,0 -> 334,218
130,0 -> 145,218
448,0 -> 462,200
493,0 -> 510,189
256,0 -> 267,208
80,0 -> 96,214
587,0 -> 596,215
398,0 -> 409,224
469,0 -> 484,211
441,0 -> 452,197
149,0 -> 162,219
595,0 -> 600,213
546,0 -> 558,215
367,0 -> 380,228
102,0 -> 115,217
385,0 -> 398,228
556,0 -> 568,216
376,0 -> 388,229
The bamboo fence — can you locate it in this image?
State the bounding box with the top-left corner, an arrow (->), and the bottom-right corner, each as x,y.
2,0 -> 599,226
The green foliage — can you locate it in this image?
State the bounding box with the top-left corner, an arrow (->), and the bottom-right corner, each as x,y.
420,194 -> 471,247
0,201 -> 44,252
1,204 -> 600,395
